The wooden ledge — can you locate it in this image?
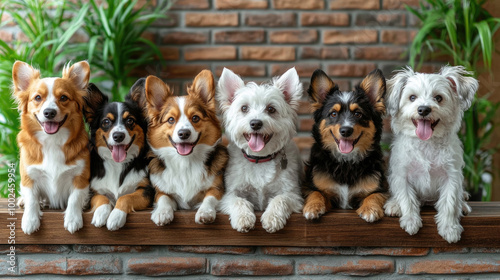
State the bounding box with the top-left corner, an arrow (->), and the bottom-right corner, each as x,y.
1,201 -> 500,247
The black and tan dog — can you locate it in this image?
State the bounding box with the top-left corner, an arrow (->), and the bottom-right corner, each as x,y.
303,69 -> 388,222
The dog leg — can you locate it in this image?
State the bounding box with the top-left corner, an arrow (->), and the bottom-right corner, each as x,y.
224,193 -> 256,233
64,186 -> 89,234
108,184 -> 153,231
151,191 -> 177,226
390,174 -> 422,235
384,197 -> 401,217
303,191 -> 328,220
90,194 -> 111,228
196,173 -> 224,224
357,192 -> 387,222
261,194 -> 293,233
435,175 -> 464,243
20,185 -> 42,235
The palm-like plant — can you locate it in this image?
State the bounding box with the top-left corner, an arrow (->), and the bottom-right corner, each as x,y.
407,0 -> 500,200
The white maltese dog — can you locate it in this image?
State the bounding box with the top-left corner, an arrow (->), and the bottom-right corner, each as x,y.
384,65 -> 478,243
217,67 -> 304,233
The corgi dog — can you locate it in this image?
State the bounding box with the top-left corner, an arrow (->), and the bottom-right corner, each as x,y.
84,80 -> 154,231
145,70 -> 228,226
12,61 -> 91,234
303,69 -> 388,223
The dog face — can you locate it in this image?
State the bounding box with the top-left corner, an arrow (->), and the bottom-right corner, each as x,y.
84,83 -> 147,163
145,70 -> 221,156
308,69 -> 386,161
12,61 -> 90,135
386,66 -> 478,140
217,67 -> 302,155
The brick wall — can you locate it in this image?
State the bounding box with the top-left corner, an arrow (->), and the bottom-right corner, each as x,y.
3,245 -> 500,278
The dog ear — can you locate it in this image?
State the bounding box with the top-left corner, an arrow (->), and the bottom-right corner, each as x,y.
62,61 -> 90,90
12,61 -> 40,113
217,68 -> 244,112
439,65 -> 478,111
359,69 -> 386,115
273,67 -> 303,108
84,83 -> 108,124
308,69 -> 336,111
126,77 -> 148,117
145,75 -> 172,120
190,69 -> 216,110
386,66 -> 414,116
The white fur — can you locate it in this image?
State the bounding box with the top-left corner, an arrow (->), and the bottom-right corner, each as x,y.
217,67 -> 304,233
91,204 -> 112,228
106,209 -> 127,231
151,194 -> 176,226
172,97 -> 200,144
384,65 -> 478,243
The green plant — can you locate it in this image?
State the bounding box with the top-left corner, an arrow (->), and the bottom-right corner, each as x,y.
407,0 -> 500,200
75,0 -> 171,101
0,0 -> 89,197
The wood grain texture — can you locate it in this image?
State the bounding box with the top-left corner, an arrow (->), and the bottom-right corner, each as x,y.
1,200 -> 500,247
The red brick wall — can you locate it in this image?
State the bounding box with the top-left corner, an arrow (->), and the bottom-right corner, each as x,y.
3,245 -> 500,277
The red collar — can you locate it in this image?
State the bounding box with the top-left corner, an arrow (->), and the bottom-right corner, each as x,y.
242,149 -> 279,163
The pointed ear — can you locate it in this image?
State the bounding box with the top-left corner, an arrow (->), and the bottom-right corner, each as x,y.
359,69 -> 386,114
273,67 -> 303,108
84,83 -> 108,123
189,70 -> 215,110
12,61 -> 40,113
216,68 -> 244,112
439,65 -> 478,111
308,69 -> 336,111
386,66 -> 414,116
145,75 -> 172,118
126,77 -> 147,109
62,61 -> 90,90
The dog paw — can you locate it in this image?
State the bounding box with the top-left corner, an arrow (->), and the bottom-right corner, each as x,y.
230,212 -> 256,233
357,205 -> 384,223
64,212 -> 83,234
107,209 -> 127,231
91,204 -> 112,228
303,203 -> 326,220
438,224 -> 463,243
399,215 -> 422,235
21,211 -> 41,235
195,207 -> 216,224
151,207 -> 174,226
261,211 -> 287,233
462,202 -> 472,216
383,199 -> 401,217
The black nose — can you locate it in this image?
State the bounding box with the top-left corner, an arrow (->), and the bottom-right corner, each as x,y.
178,129 -> 191,140
250,119 -> 263,131
113,132 -> 125,143
43,109 -> 57,120
339,126 -> 353,137
418,106 -> 432,116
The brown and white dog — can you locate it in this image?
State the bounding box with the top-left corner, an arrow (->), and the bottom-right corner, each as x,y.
145,70 -> 228,226
13,61 -> 91,234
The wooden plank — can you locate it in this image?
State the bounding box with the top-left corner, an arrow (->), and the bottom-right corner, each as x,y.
1,200 -> 500,247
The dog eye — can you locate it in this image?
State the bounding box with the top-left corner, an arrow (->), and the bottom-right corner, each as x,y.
434,95 -> 443,103
354,111 -> 362,118
241,105 -> 248,113
267,106 -> 276,114
126,118 -> 135,126
167,117 -> 175,124
102,118 -> 111,128
409,95 -> 417,102
60,95 -> 68,102
34,95 -> 42,102
192,115 -> 200,123
330,111 -> 337,118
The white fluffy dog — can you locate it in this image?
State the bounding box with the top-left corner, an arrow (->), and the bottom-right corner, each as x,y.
217,67 -> 304,233
384,65 -> 478,243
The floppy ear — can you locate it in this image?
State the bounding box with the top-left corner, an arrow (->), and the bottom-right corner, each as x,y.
145,75 -> 173,120
439,65 -> 478,111
12,61 -> 40,113
84,83 -> 108,124
216,68 -> 244,112
190,69 -> 216,111
308,69 -> 337,111
386,66 -> 414,116
273,67 -> 303,109
62,61 -> 90,90
359,69 -> 386,115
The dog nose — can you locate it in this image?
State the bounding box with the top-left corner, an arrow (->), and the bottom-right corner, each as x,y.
113,132 -> 125,143
339,126 -> 353,137
43,109 -> 57,120
250,119 -> 263,131
418,106 -> 432,116
178,129 -> 191,140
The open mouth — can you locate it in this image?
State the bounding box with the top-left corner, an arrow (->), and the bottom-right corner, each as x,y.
243,133 -> 273,152
36,114 -> 68,135
104,135 -> 135,163
169,133 -> 201,156
331,131 -> 363,154
412,118 -> 440,141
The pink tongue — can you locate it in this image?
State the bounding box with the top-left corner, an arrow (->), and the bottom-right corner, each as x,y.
416,119 -> 432,141
339,139 -> 354,154
177,143 -> 194,156
43,122 -> 59,134
248,133 -> 265,152
112,145 -> 127,162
